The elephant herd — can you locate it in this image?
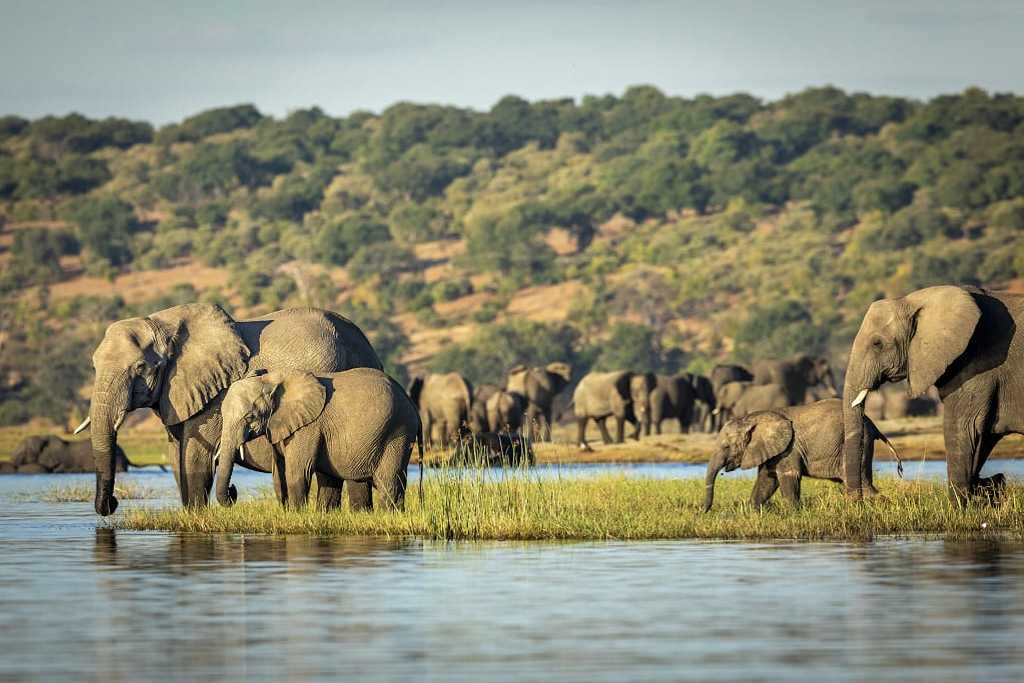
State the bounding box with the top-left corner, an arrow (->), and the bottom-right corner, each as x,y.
41,283 -> 1024,516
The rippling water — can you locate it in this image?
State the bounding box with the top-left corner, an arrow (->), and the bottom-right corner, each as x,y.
2,463 -> 1024,681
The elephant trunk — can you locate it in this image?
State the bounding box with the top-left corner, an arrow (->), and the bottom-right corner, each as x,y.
841,362 -> 869,501
214,431 -> 242,507
89,374 -> 129,516
703,451 -> 726,512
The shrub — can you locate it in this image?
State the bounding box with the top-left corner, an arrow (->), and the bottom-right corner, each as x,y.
315,214 -> 391,266
67,196 -> 140,267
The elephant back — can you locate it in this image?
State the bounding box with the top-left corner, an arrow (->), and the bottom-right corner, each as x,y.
573,371 -> 631,417
242,309 -> 383,375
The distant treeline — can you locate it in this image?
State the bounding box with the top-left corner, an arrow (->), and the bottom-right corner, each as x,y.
0,86 -> 1022,425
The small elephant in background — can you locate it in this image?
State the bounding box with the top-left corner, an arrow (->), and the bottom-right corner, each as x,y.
709,364 -> 753,430
682,372 -> 716,432
752,355 -> 837,405
450,432 -> 534,467
714,381 -> 789,424
215,369 -> 420,511
469,384 -> 499,433
486,389 -> 526,434
703,398 -> 899,511
7,435 -> 133,474
409,372 -> 473,448
572,371 -> 655,450
649,374 -> 697,434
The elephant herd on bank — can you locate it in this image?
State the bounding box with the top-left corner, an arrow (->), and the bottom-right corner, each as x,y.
13,283 -> 1023,515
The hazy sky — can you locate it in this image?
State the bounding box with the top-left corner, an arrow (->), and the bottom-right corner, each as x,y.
2,1 -> 1022,124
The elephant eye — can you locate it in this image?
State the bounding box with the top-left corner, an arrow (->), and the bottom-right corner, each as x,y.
872,339 -> 884,350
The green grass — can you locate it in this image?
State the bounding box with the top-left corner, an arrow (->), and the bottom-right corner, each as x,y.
32,481 -> 161,503
110,471 -> 1024,541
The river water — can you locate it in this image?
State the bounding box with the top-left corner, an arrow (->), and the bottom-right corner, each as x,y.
2,462 -> 1024,682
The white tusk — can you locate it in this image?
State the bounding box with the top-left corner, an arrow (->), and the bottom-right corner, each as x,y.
850,389 -> 869,408
238,444 -> 245,462
711,408 -> 720,415
73,416 -> 91,435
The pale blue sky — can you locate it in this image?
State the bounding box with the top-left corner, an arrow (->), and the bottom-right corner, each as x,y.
2,1 -> 1022,123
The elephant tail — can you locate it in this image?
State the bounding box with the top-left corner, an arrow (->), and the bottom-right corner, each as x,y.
870,421 -> 903,479
417,422 -> 425,505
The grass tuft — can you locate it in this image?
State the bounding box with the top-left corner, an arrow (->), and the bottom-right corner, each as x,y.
110,469 -> 1024,541
35,481 -> 161,503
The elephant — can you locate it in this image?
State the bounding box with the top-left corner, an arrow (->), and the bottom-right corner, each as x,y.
7,435 -> 133,474
682,372 -> 716,431
842,285 -> 1024,505
649,374 -> 697,434
704,399 -> 899,511
752,355 -> 837,405
864,382 -> 941,421
409,372 -> 473,447
504,363 -> 572,441
469,384 -> 499,433
714,381 -> 789,423
572,371 -> 655,450
709,364 -> 753,430
486,389 -> 526,434
78,303 -> 381,516
448,431 -> 534,467
215,369 -> 419,511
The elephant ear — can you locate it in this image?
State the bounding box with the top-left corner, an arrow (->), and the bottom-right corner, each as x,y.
741,412 -> 794,469
150,304 -> 250,425
905,286 -> 981,398
267,372 -> 327,444
545,362 -> 571,382
408,376 -> 424,408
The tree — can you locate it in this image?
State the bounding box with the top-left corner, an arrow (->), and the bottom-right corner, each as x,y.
68,196 -> 139,267
592,322 -> 663,373
315,214 -> 391,266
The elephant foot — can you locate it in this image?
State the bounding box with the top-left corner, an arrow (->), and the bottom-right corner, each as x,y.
578,442 -> 594,453
217,484 -> 238,508
844,488 -> 864,503
863,484 -> 883,500
976,473 -> 1007,506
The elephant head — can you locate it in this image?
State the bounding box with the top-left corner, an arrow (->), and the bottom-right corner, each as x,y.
214,371 -> 327,507
806,357 -> 837,396
629,372 -> 657,436
842,286 -> 980,498
704,412 -> 793,511
544,362 -> 572,388
82,303 -> 250,515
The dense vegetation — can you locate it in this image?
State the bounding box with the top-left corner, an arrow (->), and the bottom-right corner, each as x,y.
1,87 -> 1022,425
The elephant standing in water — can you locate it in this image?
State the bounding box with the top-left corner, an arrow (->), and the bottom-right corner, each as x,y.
752,355 -> 837,405
704,399 -> 899,511
843,285 -> 1024,505
79,303 -> 381,515
572,371 -> 655,450
409,373 -> 473,447
505,363 -> 572,441
215,369 -> 419,511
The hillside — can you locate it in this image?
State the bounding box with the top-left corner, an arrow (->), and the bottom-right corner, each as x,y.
1,86 -> 1023,426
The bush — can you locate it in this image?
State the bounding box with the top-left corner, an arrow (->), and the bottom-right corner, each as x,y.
347,243 -> 415,282
591,322 -> 664,373
7,228 -> 78,285
315,214 -> 391,266
431,278 -> 473,303
733,300 -> 830,363
67,196 -> 140,267
156,104 -> 264,144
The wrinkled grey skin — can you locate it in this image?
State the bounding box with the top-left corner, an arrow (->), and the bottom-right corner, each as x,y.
752,355 -> 838,405
469,384 -> 499,433
704,399 -> 896,511
714,381 -> 789,424
505,363 -> 572,441
842,286 -> 1023,505
216,369 -> 419,511
572,371 -> 655,450
409,373 -> 473,447
682,372 -> 717,432
649,374 -> 697,434
864,382 -> 941,421
486,389 -> 526,434
84,303 -> 381,516
709,364 -> 753,430
8,435 -> 131,474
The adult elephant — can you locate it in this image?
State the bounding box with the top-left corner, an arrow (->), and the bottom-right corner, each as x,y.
469,384 -> 499,433
650,374 -> 697,434
79,303 -> 381,515
504,363 -> 572,441
715,381 -> 789,423
683,372 -> 716,432
752,355 -> 837,405
842,285 -> 1023,504
9,435 -> 132,473
710,364 -> 753,430
486,389 -> 526,434
573,371 -> 655,450
409,372 -> 473,447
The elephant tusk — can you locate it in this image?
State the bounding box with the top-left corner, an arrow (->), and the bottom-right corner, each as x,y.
73,416 -> 91,434
850,389 -> 869,408
238,444 -> 245,462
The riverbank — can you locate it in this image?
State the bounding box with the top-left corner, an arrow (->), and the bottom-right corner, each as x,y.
111,474 -> 1024,541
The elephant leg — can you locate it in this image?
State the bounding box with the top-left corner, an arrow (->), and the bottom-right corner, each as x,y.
862,436 -> 881,498
577,417 -> 593,452
542,405 -> 553,442
750,468 -> 779,509
677,416 -> 689,434
271,448 -> 288,506
347,481 -> 373,511
599,418 -> 615,445
943,406 -> 984,506
315,471 -> 344,511
614,416 -> 626,443
973,433 -> 1005,504
423,414 -> 434,449
654,419 -> 663,436
778,474 -> 802,508
283,453 -> 313,510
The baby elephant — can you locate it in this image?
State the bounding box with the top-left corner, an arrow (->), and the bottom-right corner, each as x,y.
703,398 -> 899,511
215,368 -> 421,511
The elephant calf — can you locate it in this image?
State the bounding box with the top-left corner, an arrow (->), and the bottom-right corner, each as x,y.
215,369 -> 420,511
703,398 -> 899,511
7,435 -> 132,474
